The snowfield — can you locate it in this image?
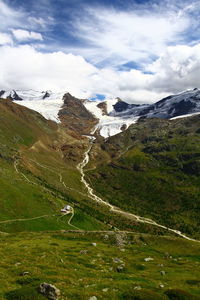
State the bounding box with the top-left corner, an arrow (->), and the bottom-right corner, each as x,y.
84,98 -> 138,138
1,88 -> 200,138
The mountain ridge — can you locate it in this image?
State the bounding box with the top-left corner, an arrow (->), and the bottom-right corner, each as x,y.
1,88 -> 200,139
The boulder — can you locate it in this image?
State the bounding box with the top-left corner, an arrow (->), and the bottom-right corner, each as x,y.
39,282 -> 61,300
160,270 -> 166,276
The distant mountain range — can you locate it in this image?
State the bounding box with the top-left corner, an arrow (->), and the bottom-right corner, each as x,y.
1,88 -> 200,137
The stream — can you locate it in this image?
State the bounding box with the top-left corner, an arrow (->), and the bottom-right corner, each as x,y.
77,136 -> 199,242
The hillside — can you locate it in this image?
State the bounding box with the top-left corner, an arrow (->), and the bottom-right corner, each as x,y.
2,88 -> 200,138
1,231 -> 200,300
0,98 -> 167,235
0,99 -> 106,232
0,98 -> 199,299
87,116 -> 200,239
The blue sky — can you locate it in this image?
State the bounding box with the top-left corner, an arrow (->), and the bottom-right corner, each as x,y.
0,0 -> 200,102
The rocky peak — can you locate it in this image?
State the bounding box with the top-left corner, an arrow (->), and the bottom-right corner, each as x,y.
97,101 -> 108,115
113,98 -> 140,113
0,90 -> 5,97
42,91 -> 51,99
8,90 -> 23,101
59,93 -> 98,135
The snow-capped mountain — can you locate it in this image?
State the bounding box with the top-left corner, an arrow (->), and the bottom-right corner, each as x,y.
0,89 -> 65,122
1,88 -> 200,138
84,98 -> 139,137
136,88 -> 200,119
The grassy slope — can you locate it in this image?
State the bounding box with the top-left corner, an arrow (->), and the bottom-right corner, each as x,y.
87,117 -> 200,238
0,99 -> 106,232
0,100 -> 200,299
0,99 -> 172,235
0,231 -> 199,300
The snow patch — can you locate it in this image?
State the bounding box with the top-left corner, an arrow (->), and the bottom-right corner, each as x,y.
2,90 -> 65,123
84,98 -> 138,138
170,112 -> 200,120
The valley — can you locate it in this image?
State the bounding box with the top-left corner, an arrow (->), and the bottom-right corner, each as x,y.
0,92 -> 200,299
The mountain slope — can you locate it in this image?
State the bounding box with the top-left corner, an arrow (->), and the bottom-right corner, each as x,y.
0,99 -> 106,232
1,231 -> 200,300
0,99 -> 168,235
2,88 -> 200,138
87,115 -> 200,239
0,97 -> 200,299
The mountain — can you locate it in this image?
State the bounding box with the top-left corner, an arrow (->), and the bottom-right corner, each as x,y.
137,88 -> 200,119
87,115 -> 200,239
0,89 -> 65,122
59,93 -> 98,135
1,88 -> 200,139
0,96 -> 199,299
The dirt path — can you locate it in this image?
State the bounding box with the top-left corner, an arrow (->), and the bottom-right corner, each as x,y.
0,214 -> 55,224
13,157 -> 81,230
77,136 -> 200,243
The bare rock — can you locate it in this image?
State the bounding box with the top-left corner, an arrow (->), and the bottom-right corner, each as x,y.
20,271 -> 30,276
39,282 -> 61,300
80,250 -> 88,254
160,270 -> 166,276
113,257 -> 123,264
144,257 -> 154,262
116,264 -> 125,272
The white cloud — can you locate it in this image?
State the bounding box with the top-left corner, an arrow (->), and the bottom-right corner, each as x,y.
0,45 -> 97,98
0,32 -> 12,45
72,6 -> 190,66
147,44 -> 200,93
1,44 -> 200,104
0,0 -> 200,105
28,17 -> 49,29
12,29 -> 43,41
0,1 -> 23,30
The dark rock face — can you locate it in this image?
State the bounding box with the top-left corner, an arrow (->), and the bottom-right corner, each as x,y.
59,93 -> 98,135
43,91 -> 51,99
97,102 -> 107,115
0,90 -> 5,97
113,101 -> 129,112
39,282 -> 61,300
136,90 -> 200,119
8,91 -> 23,101
138,105 -> 154,116
168,100 -> 197,117
113,98 -> 140,113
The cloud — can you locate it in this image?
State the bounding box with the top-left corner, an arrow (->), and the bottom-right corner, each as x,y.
12,29 -> 43,41
28,17 -> 50,29
71,4 -> 190,66
0,1 -> 23,30
0,0 -> 200,104
147,43 -> 200,93
0,0 -> 48,38
0,45 -> 97,98
0,33 -> 12,45
1,43 -> 200,104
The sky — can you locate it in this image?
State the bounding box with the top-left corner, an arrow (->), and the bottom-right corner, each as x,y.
0,0 -> 200,103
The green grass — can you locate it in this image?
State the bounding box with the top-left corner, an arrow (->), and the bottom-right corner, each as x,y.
0,100 -> 108,233
0,231 -> 199,299
88,117 -> 200,238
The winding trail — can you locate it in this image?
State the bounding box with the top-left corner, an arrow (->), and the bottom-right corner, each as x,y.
77,136 -> 199,243
13,157 -> 81,230
0,214 -> 55,224
56,208 -> 80,230
29,159 -> 87,198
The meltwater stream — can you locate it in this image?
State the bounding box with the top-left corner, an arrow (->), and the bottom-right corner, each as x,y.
77,136 -> 199,242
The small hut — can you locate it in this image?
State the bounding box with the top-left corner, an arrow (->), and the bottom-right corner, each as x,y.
60,205 -> 72,214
